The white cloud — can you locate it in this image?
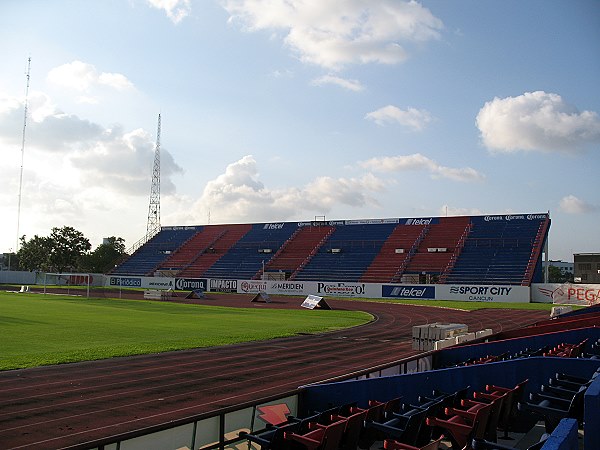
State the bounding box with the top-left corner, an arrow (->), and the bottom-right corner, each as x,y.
47,61 -> 134,93
222,0 -> 443,70
311,75 -> 364,92
147,0 -> 191,23
365,105 -> 432,131
476,91 -> 600,153
0,92 -> 181,197
179,155 -> 385,224
270,68 -> 294,78
439,205 -> 484,217
360,153 -> 485,182
559,195 -> 598,214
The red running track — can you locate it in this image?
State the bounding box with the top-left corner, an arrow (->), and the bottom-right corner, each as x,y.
0,295 -> 548,449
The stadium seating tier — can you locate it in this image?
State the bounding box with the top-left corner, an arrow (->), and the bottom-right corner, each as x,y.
112,214 -> 549,285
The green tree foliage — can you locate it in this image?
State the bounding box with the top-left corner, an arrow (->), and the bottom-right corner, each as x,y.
79,237 -> 127,273
548,265 -> 574,283
48,226 -> 91,273
17,235 -> 53,271
15,227 -> 125,273
2,252 -> 19,271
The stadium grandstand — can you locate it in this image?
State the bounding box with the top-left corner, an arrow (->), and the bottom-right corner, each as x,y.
111,213 -> 550,286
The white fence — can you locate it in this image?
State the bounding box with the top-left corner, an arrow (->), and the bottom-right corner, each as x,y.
103,275 -> 531,303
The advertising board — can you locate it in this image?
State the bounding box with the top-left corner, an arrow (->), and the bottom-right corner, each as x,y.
175,278 -> 208,291
382,285 -> 435,299
105,276 -> 174,289
437,284 -> 528,302
532,283 -> 600,305
102,275 -> 531,304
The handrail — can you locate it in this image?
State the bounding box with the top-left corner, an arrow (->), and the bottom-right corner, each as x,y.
289,226 -> 335,280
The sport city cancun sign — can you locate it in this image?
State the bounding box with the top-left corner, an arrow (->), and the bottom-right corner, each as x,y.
442,285 -> 527,303
382,284 -> 527,302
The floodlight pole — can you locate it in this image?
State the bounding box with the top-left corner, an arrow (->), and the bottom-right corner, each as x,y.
16,57 -> 31,252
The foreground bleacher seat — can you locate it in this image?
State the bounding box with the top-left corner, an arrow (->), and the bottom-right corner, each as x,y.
329,406 -> 368,450
365,403 -> 429,446
284,416 -> 347,450
472,380 -> 528,440
456,394 -> 506,443
239,411 -> 322,449
239,420 -> 302,449
542,339 -> 588,358
549,367 -> 599,391
518,383 -> 588,432
358,397 -> 402,449
471,436 -> 547,450
425,401 -> 492,450
384,434 -> 445,450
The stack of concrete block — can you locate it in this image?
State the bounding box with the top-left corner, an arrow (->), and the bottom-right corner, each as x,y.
430,327 -> 493,350
412,323 -> 469,351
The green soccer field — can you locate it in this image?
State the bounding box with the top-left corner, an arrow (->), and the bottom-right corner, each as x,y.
0,292 -> 371,371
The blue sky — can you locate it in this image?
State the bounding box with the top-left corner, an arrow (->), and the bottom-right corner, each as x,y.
1,0 -> 599,262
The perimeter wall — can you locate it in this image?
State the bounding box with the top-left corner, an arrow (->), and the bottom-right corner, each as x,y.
104,275 -> 530,302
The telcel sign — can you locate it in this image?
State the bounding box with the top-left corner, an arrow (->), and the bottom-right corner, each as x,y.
383,285 -> 435,299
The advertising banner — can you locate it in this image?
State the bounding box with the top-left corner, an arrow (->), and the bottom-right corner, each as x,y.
209,279 -> 237,293
382,285 -> 436,299
105,276 -> 175,290
175,278 -> 208,291
103,275 -> 531,304
532,283 -> 600,305
238,280 -> 269,294
238,280 -> 306,295
436,284 -> 529,303
314,281 -> 367,298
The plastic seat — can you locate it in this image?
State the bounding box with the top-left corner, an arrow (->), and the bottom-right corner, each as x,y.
330,406 -> 369,450
426,402 -> 492,450
366,404 -> 428,446
472,380 -> 528,439
285,417 -> 347,450
518,384 -> 587,432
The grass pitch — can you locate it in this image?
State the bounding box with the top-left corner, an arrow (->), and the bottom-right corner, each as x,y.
0,292 -> 370,371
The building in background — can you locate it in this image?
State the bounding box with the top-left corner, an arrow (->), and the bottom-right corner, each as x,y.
545,260 -> 574,275
574,253 -> 600,284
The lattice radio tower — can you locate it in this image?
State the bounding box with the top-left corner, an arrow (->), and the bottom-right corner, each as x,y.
146,114 -> 161,242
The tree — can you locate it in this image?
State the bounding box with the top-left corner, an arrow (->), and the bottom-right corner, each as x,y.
548,265 -> 574,283
1,252 -> 18,271
48,226 -> 91,273
79,237 -> 127,273
17,235 -> 53,271
17,227 -> 91,273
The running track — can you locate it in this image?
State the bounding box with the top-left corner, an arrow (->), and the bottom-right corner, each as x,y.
0,295 -> 549,449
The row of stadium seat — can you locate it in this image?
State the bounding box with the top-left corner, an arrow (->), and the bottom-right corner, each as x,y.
113,214 -> 549,285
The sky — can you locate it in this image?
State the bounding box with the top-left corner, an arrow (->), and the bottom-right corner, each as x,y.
1,0 -> 599,262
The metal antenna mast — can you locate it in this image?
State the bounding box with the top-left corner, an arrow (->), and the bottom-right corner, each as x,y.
16,57 -> 31,251
146,114 -> 161,242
